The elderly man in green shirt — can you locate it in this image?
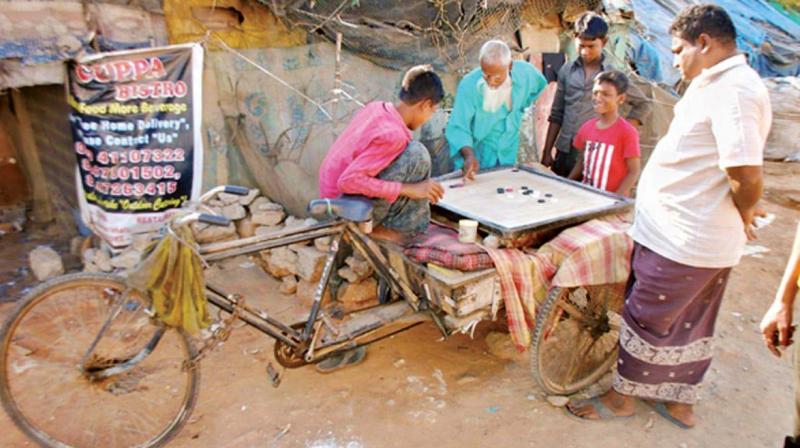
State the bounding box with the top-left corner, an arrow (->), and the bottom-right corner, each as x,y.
445,40 -> 547,180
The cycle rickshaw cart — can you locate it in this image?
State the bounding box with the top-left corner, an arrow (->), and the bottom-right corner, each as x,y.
0,166 -> 633,448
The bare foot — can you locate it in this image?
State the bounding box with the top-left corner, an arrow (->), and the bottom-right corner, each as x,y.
567,389 -> 636,420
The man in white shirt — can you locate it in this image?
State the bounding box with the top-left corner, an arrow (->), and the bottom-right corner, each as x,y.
568,4 -> 772,429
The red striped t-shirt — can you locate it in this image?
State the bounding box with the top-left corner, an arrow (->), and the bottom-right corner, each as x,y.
572,117 -> 640,193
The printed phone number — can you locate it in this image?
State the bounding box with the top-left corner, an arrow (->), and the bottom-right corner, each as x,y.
75,142 -> 186,164
84,179 -> 179,197
80,159 -> 182,181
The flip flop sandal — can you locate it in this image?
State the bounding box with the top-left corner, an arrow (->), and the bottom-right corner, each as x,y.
564,397 -> 634,422
378,278 -> 392,304
646,401 -> 694,429
315,347 -> 367,374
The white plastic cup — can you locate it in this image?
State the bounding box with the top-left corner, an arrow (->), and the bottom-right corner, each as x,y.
458,219 -> 478,243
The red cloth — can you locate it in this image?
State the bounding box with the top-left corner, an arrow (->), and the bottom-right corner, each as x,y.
572,117 -> 640,193
319,101 -> 412,203
403,223 -> 494,271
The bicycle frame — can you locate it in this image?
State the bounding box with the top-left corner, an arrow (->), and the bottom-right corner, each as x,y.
78,187 -> 435,380
201,218 -> 431,365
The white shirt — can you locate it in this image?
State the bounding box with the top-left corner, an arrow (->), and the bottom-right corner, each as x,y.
631,54 -> 772,268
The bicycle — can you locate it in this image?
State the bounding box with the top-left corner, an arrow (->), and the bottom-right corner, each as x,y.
1,182 -> 628,448
0,186 -> 436,448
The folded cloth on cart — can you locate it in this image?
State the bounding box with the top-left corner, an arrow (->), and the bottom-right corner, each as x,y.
485,214 -> 633,351
403,222 -> 494,271
529,214 -> 634,303
126,226 -> 212,334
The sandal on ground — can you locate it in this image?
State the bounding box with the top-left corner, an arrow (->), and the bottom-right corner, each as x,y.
315,347 -> 367,373
565,397 -> 634,422
645,401 -> 694,429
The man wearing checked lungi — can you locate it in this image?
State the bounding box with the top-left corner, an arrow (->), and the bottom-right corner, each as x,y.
568,4 -> 772,428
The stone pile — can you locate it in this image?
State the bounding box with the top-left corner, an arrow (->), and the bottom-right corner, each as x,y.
28,245 -> 64,281
77,188 -> 379,314
258,240 -> 379,313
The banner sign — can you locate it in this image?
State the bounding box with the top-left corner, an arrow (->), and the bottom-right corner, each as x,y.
67,43 -> 204,247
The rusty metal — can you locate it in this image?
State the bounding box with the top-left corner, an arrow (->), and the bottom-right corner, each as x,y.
183,294 -> 246,371
266,363 -> 282,388
273,322 -> 309,368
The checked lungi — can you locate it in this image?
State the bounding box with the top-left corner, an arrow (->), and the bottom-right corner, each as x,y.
613,243 -> 732,404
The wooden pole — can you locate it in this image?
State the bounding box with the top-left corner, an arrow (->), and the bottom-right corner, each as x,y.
8,89 -> 53,223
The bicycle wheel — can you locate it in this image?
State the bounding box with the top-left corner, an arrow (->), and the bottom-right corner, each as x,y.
0,272 -> 200,448
531,283 -> 625,395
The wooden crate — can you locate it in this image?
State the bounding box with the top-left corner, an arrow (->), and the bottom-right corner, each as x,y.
385,248 -> 501,332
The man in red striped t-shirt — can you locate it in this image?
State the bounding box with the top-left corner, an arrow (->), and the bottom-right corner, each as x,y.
568,70 -> 641,197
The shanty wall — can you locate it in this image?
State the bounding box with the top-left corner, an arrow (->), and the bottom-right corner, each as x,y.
23,86 -> 78,210
201,42 -> 460,217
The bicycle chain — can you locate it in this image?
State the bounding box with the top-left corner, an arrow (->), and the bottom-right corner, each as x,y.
183,295 -> 245,371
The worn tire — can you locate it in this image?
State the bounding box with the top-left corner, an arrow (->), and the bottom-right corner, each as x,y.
0,272 -> 200,448
530,284 -> 624,395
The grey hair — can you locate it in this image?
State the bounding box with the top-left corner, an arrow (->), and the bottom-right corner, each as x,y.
479,40 -> 512,65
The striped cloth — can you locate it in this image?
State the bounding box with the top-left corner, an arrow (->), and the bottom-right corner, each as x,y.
485,247 -> 537,350
486,214 -> 633,351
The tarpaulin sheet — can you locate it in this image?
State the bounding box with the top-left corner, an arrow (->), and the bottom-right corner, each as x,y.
0,2 -> 169,89
763,77 -> 800,161
0,2 -> 91,65
629,0 -> 800,84
769,1 -> 800,25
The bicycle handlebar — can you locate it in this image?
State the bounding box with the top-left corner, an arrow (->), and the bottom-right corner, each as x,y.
197,185 -> 248,204
168,185 -> 247,230
198,214 -> 231,227
223,186 -> 249,195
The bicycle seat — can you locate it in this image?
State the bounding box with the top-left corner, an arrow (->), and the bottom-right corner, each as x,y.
307,196 -> 373,222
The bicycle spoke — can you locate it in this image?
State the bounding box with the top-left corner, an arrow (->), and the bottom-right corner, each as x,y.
556,297 -> 593,326
2,274 -> 199,448
563,326 -> 591,384
533,284 -> 627,396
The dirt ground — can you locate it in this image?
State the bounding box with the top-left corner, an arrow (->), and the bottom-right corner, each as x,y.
1,161 -> 799,448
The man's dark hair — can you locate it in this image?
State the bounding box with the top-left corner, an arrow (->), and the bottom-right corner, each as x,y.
669,4 -> 737,44
595,70 -> 629,94
574,12 -> 608,40
399,68 -> 445,105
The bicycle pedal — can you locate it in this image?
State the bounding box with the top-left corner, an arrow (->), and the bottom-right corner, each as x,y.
266,362 -> 282,388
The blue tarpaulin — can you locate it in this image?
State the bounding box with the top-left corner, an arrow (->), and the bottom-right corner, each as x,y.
629,0 -> 800,84
0,38 -> 91,65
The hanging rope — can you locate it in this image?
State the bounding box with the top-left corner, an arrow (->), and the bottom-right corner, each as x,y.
208,34 -> 334,121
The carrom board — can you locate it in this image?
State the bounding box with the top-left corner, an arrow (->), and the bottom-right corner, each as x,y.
433,167 -> 632,245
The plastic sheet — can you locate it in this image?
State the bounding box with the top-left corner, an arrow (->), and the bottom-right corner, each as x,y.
629,0 -> 800,84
